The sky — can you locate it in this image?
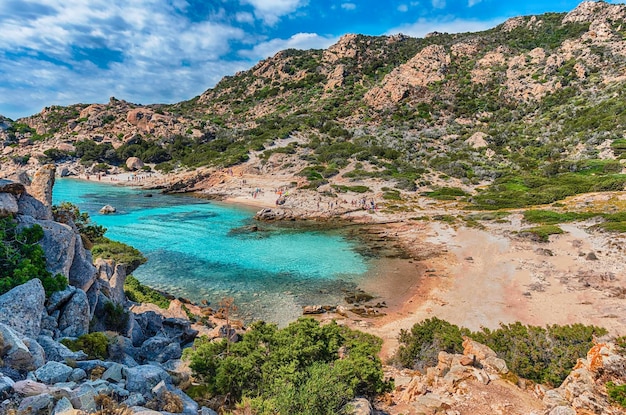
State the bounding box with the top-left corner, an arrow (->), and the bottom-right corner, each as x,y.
0,0 -> 624,120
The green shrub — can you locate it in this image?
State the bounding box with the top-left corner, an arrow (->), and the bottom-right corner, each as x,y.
523,210 -> 594,224
124,275 -> 170,309
0,218 -> 67,296
394,319 -> 606,386
91,238 -> 146,273
423,187 -> 468,200
187,318 -> 390,414
53,202 -> 106,243
607,382 -> 626,408
394,317 -> 466,370
102,301 -> 129,333
61,332 -> 109,360
519,225 -> 564,242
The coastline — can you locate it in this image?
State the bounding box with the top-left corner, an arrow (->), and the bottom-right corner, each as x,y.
58,170 -> 626,359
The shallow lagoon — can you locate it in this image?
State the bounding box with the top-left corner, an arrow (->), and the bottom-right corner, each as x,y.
53,178 -> 370,325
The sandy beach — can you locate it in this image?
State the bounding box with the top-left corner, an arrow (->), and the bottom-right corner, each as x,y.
74,168 -> 626,359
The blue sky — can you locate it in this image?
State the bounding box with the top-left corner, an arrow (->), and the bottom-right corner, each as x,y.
0,0 -> 622,119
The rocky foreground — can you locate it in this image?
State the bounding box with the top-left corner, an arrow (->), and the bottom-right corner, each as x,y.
0,166 -> 624,414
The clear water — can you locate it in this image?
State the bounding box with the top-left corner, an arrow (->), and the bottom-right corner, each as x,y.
52,178 -> 369,325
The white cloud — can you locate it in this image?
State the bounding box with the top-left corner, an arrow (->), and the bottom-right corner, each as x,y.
240,0 -> 309,25
386,16 -> 505,38
468,0 -> 482,6
0,0 -> 254,119
236,12 -> 255,23
431,0 -> 446,9
398,4 -> 409,12
239,32 -> 339,60
341,3 -> 356,10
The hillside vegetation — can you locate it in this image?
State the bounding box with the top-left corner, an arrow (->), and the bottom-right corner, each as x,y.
2,1 -> 626,209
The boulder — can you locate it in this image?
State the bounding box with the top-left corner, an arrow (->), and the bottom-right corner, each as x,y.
0,375 -> 15,396
68,368 -> 86,382
140,336 -> 182,363
16,194 -> 50,221
462,337 -> 497,361
51,397 -> 75,415
200,407 -> 218,415
0,323 -> 35,371
17,392 -> 54,415
28,164 -> 56,219
101,363 -> 124,383
99,205 -> 116,214
346,398 -> 373,415
126,157 -> 145,171
12,380 -> 53,397
57,289 -> 90,337
0,192 -> 18,217
23,338 -> 46,369
68,236 -> 97,292
36,336 -> 87,362
46,286 -> 77,314
34,362 -> 74,384
549,406 -> 577,415
69,383 -> 97,412
0,279 -> 45,337
123,365 -> 171,396
0,179 -> 27,194
95,259 -> 127,306
18,216 -> 76,279
162,318 -> 198,345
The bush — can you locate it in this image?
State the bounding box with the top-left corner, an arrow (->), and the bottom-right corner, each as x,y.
0,218 -> 67,296
61,332 -> 109,360
607,382 -> 626,408
124,275 -> 170,309
394,319 -> 606,386
102,301 -> 129,333
519,225 -> 564,242
187,318 -> 390,414
91,238 -> 146,274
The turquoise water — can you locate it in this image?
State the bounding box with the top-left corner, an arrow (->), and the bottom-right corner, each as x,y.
52,179 -> 369,324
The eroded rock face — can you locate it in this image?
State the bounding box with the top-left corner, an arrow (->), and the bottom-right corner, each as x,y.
57,289 -> 90,338
0,279 -> 45,337
28,164 -> 56,220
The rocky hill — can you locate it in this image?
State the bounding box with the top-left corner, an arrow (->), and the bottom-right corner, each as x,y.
1,1 -> 626,209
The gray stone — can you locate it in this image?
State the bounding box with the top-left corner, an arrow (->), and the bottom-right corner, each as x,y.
0,375 -> 15,395
69,383 -> 97,412
46,286 -> 76,313
544,389 -> 569,408
18,216 -> 76,279
483,356 -> 509,374
200,407 -> 218,415
17,392 -> 54,415
68,368 -> 87,382
123,365 -> 171,396
51,397 -> 74,415
549,406 -> 576,415
73,359 -> 114,372
0,279 -> 45,337
346,398 -> 373,415
162,318 -> 198,345
140,336 -> 182,363
12,380 -> 52,397
34,361 -> 74,384
68,236 -> 97,292
167,387 -> 199,415
99,205 -> 116,214
23,338 -> 46,369
28,164 -> 55,216
36,336 -> 87,362
58,289 -> 90,338
0,192 -> 18,217
123,393 -> 146,407
101,363 -> 124,383
0,323 -> 35,371
16,194 -> 49,221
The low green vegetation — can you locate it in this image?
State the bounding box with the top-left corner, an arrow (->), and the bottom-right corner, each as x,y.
0,217 -> 67,296
61,332 -> 109,360
607,382 -> 626,408
473,173 -> 626,210
187,318 -> 390,414
91,238 -> 146,273
523,210 -> 626,233
519,225 -> 564,242
331,184 -> 371,193
124,275 -> 170,309
394,317 -> 606,387
422,186 -> 468,200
